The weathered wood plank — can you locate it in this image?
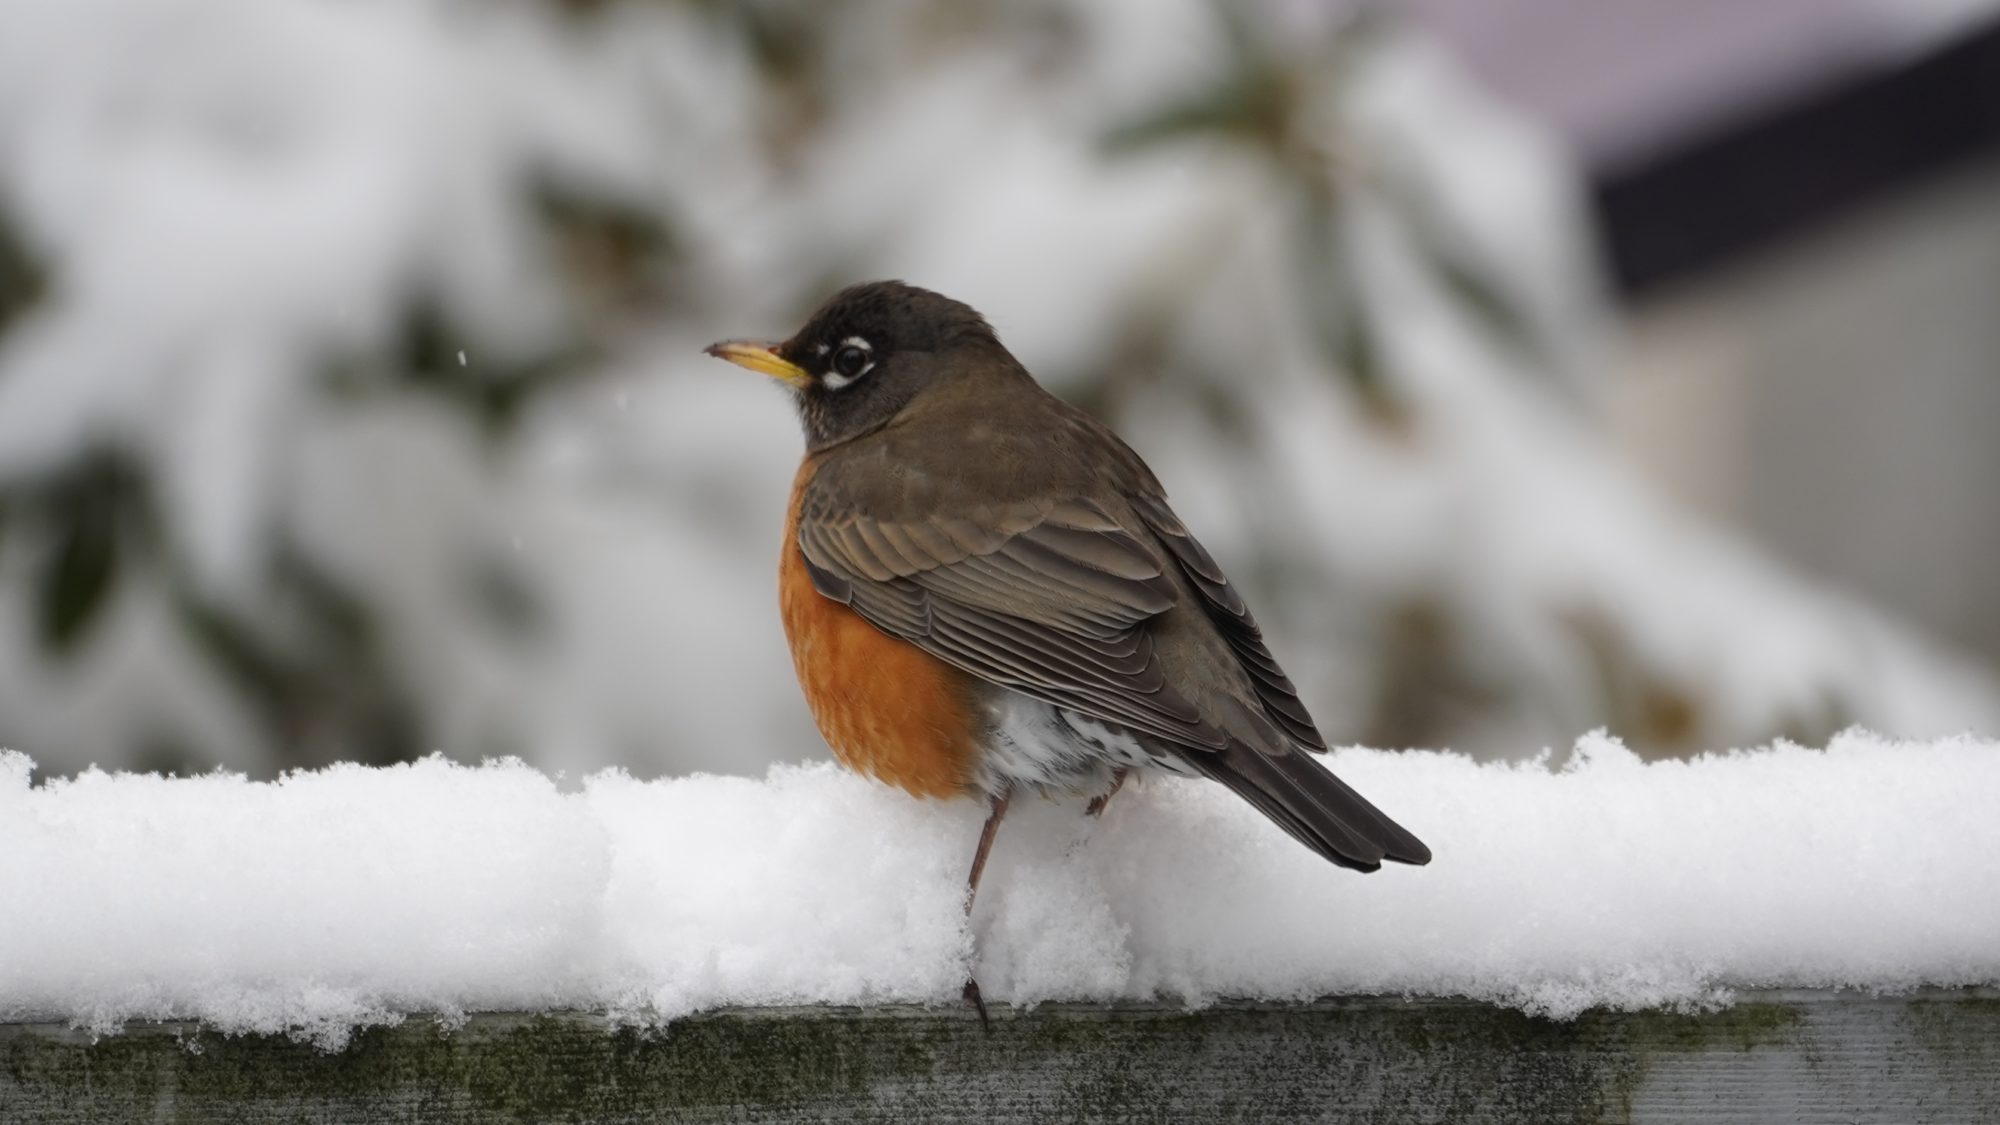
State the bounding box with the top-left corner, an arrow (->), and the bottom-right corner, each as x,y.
3,991 -> 1997,1123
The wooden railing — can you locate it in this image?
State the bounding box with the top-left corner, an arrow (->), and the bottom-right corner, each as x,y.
5,990 -> 1998,1123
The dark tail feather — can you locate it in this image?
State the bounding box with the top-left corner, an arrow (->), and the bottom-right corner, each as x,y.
1181,744 -> 1431,873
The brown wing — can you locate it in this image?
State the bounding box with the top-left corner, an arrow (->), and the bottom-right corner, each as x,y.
1124,496 -> 1429,868
795,485 -> 1231,752
1129,493 -> 1325,752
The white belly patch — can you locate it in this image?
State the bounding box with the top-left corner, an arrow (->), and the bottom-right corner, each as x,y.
974,689 -> 1192,798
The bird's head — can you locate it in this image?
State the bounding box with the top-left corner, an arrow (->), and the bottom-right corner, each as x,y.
705,280 -> 1011,451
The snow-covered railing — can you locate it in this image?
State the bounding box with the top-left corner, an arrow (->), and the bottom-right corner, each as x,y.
3,735 -> 1998,1121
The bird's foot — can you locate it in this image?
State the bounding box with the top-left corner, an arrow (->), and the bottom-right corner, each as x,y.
962,978 -> 992,1031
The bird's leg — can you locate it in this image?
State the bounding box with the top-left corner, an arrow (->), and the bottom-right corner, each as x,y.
961,790 -> 1010,1028
1085,768 -> 1129,818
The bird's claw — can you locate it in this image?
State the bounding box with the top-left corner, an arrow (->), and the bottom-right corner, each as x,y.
963,978 -> 992,1030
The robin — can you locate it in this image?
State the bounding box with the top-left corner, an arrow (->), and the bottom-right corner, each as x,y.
706,281 -> 1428,1016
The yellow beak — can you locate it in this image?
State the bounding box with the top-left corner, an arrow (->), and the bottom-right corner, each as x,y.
704,340 -> 811,389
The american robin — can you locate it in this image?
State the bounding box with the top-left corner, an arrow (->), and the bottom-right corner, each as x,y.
706,281 -> 1429,1015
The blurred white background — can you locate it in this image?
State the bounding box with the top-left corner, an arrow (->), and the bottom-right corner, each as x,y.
1,0 -> 1996,779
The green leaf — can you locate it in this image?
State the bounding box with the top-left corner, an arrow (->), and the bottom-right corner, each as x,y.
1378,164 -> 1545,369
1292,190 -> 1394,415
174,591 -> 292,706
0,209 -> 47,337
381,298 -> 598,440
1101,0 -> 1287,154
1101,75 -> 1284,154
36,506 -> 120,654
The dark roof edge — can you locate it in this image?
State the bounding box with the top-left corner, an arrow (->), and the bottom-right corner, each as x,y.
1592,19 -> 2000,299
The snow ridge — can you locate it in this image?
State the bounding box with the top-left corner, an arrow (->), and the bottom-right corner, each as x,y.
2,732 -> 1997,1049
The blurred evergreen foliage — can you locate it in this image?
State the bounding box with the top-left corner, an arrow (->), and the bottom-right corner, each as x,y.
0,141 -> 677,771
0,213 -> 42,337
0,0 -> 1987,776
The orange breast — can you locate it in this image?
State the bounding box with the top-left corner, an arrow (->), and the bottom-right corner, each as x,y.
779,459 -> 981,799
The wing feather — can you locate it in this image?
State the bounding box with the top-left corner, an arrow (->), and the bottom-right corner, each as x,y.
799,481 -> 1225,751
1132,494 -> 1327,751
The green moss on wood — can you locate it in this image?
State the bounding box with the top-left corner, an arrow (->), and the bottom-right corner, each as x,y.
3,995 -> 1995,1124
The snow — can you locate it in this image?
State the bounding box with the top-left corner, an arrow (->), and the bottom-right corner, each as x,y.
4,732 -> 1997,1048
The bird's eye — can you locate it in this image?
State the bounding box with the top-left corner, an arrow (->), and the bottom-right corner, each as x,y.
832,342 -> 871,379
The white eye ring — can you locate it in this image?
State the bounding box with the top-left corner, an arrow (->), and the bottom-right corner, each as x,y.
823,336 -> 874,389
